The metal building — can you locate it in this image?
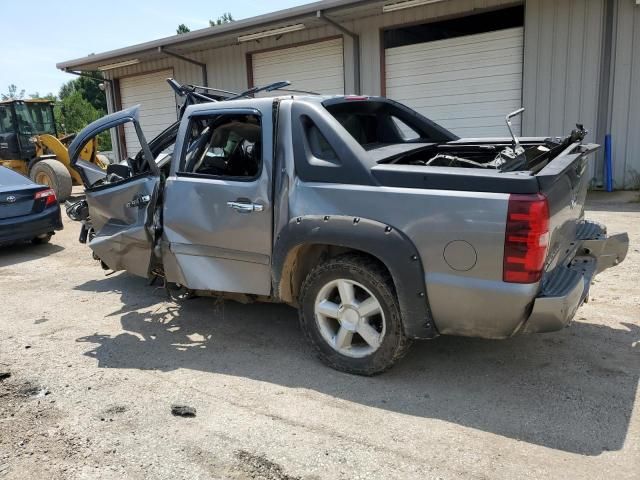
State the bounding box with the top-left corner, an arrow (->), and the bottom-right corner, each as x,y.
57,0 -> 640,189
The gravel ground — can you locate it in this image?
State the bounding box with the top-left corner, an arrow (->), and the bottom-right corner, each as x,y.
0,191 -> 638,479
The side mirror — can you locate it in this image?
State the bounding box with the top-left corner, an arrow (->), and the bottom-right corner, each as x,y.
106,163 -> 133,179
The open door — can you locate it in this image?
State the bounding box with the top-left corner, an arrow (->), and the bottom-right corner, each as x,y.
68,106 -> 161,278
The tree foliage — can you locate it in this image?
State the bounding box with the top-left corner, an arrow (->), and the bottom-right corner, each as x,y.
1,84 -> 25,101
210,13 -> 234,26
59,74 -> 107,112
56,74 -> 110,149
176,23 -> 191,34
177,12 -> 234,33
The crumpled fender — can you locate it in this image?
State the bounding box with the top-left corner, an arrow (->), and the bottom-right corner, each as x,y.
272,215 -> 438,340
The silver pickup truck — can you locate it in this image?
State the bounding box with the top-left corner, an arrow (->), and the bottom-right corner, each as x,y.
66,82 -> 628,375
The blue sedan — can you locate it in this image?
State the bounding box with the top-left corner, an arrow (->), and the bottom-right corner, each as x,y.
0,166 -> 63,245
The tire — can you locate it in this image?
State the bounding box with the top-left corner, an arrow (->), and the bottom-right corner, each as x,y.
32,233 -> 52,245
29,159 -> 73,203
299,254 -> 412,375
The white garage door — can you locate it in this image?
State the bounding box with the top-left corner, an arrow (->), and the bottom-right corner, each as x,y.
119,69 -> 177,155
386,27 -> 524,138
251,38 -> 345,95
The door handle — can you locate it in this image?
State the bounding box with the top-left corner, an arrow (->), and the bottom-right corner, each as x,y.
227,201 -> 264,213
126,194 -> 151,209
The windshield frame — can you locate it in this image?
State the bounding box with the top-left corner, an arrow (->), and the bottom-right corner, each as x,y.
13,101 -> 57,137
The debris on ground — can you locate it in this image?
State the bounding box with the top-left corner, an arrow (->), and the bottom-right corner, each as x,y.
171,404 -> 196,418
0,372 -> 10,382
18,383 -> 50,398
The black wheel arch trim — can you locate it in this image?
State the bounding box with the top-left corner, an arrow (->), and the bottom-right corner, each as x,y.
272,215 -> 438,339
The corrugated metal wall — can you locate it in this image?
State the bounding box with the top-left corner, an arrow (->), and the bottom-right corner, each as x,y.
104,0 -> 518,97
610,0 -> 640,189
103,24 -> 354,93
522,0 -> 605,182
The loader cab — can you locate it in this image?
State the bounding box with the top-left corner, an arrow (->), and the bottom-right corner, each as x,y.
0,100 -> 57,162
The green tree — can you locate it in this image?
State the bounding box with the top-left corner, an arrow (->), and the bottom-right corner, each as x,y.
1,84 -> 25,101
59,74 -> 106,112
57,74 -> 111,149
29,92 -> 56,101
210,13 -> 234,26
56,91 -> 111,150
176,23 -> 191,34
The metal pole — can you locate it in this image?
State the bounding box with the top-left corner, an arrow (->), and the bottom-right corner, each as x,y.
316,10 -> 361,94
605,134 -> 613,192
159,47 -> 208,87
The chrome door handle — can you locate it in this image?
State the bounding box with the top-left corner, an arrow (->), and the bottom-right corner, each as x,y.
227,201 -> 264,213
126,194 -> 151,209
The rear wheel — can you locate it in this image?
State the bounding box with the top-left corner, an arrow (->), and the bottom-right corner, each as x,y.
299,254 -> 411,375
30,159 -> 73,202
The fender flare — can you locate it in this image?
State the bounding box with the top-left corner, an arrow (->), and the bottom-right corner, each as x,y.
272,215 -> 437,339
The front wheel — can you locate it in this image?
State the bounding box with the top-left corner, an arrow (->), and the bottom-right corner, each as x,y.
299,254 -> 411,375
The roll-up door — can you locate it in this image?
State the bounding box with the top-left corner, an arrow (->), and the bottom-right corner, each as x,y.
119,69 -> 176,155
251,38 -> 345,95
386,27 -> 524,138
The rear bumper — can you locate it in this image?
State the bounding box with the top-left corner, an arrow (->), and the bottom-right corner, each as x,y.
520,222 -> 629,334
0,206 -> 63,243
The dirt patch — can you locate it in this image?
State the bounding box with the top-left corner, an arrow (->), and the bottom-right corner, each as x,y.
0,377 -> 89,479
234,450 -> 301,480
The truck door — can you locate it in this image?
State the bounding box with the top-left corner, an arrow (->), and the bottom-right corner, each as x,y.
162,105 -> 274,295
69,106 -> 161,278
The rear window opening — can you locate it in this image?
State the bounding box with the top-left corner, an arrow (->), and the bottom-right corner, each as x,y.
322,100 -> 456,150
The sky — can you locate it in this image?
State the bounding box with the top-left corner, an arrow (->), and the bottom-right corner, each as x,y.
1,0 -> 308,98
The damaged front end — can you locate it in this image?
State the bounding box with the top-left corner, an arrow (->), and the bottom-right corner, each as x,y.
66,106 -> 162,278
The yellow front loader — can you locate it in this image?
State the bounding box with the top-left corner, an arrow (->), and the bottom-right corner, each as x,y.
0,99 -> 108,202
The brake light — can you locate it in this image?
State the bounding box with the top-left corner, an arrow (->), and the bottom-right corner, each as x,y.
344,96 -> 369,101
35,188 -> 57,208
503,193 -> 550,283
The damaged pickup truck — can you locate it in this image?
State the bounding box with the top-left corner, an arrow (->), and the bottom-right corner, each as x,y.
66,81 -> 628,375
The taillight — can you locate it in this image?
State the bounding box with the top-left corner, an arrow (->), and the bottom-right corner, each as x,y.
503,193 -> 550,283
35,188 -> 57,208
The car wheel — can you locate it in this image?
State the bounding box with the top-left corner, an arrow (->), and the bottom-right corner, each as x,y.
32,233 -> 52,245
30,159 -> 73,203
299,254 -> 411,375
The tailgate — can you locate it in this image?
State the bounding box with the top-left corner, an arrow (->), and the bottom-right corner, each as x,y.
536,142 -> 598,272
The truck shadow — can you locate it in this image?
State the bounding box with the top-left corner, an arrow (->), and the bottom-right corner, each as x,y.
75,274 -> 639,456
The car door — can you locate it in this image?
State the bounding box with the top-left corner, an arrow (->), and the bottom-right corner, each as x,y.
161,103 -> 274,295
69,106 -> 161,278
